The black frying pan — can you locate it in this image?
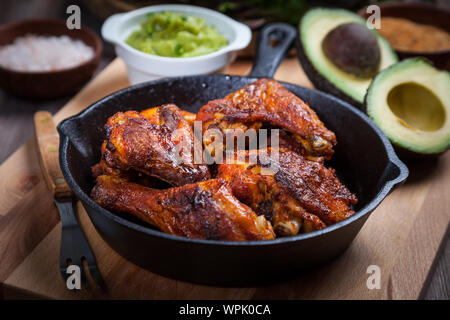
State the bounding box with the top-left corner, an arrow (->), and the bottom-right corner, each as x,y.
58,24 -> 408,286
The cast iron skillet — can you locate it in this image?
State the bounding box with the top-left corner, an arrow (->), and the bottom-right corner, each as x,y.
58,24 -> 408,286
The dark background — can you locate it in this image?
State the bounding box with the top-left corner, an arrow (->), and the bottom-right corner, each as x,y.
0,0 -> 448,299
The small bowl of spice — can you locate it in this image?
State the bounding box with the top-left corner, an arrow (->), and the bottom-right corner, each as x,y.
0,19 -> 102,99
101,4 -> 251,84
359,2 -> 450,70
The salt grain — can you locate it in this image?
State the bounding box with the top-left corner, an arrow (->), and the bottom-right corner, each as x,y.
0,34 -> 94,72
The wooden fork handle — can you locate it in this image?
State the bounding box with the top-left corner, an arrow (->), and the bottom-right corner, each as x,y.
34,111 -> 72,199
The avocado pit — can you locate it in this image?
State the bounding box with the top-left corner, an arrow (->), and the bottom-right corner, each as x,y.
322,23 -> 381,78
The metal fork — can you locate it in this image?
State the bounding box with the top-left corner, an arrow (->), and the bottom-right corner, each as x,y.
34,111 -> 103,289
54,198 -> 104,288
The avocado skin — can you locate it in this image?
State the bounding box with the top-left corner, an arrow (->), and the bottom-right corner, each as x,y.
394,145 -> 445,160
363,57 -> 449,158
295,33 -> 364,109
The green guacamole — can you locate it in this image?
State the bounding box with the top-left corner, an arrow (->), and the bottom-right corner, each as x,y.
126,11 -> 228,58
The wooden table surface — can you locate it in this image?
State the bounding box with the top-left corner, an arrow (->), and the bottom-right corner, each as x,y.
0,0 -> 448,300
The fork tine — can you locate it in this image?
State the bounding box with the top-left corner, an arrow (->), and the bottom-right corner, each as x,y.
55,198 -> 103,290
59,259 -> 87,290
59,256 -> 69,280
60,265 -> 69,283
86,262 -> 104,288
78,258 -> 88,289
82,249 -> 104,288
75,241 -> 103,288
82,258 -> 103,288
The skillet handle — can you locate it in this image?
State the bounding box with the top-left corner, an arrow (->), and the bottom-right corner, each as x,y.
384,157 -> 409,195
248,23 -> 297,78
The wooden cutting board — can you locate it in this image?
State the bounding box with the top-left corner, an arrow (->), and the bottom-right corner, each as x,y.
0,58 -> 448,300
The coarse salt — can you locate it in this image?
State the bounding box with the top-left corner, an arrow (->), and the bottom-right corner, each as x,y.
0,34 -> 94,72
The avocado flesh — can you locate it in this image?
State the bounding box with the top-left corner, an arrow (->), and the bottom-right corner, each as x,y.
366,58 -> 450,154
300,8 -> 398,104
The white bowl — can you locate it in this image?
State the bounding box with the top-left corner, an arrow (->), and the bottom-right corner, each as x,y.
101,4 -> 252,84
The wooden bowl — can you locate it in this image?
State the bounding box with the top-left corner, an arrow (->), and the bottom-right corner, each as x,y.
0,19 -> 102,99
359,2 -> 450,71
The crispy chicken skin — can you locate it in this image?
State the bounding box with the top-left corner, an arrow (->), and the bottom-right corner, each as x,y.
92,145 -> 169,189
91,81 -> 359,241
102,104 -> 210,186
217,148 -> 357,236
275,150 -> 357,225
217,153 -> 325,236
276,129 -> 324,163
196,79 -> 336,160
91,175 -> 275,241
93,107 -> 197,184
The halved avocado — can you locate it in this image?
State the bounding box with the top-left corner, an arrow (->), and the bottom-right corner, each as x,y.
366,58 -> 450,155
297,8 -> 398,107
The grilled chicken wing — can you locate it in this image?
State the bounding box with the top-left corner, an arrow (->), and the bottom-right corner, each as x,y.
91,81 -> 357,241
102,104 -> 210,187
91,175 -> 275,241
217,148 -> 357,236
196,79 -> 336,161
274,150 -> 357,225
